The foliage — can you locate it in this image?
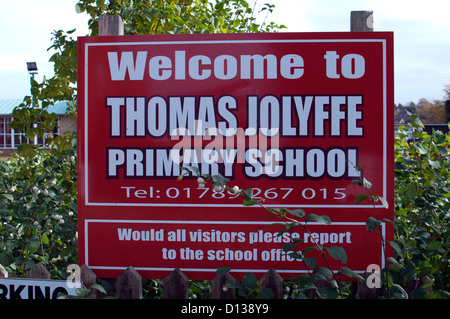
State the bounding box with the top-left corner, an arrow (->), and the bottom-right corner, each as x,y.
415,98 -> 448,124
225,271 -> 274,299
392,115 -> 450,298
345,116 -> 450,299
395,83 -> 450,125
0,17 -> 79,279
76,0 -> 285,35
0,134 -> 78,278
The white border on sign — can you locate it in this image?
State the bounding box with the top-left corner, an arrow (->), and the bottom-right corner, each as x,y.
83,38 -> 388,208
84,219 -> 386,274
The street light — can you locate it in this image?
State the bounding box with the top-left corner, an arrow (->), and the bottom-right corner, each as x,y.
26,62 -> 38,79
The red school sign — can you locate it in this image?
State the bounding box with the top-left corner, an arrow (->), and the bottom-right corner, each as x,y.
77,32 -> 394,280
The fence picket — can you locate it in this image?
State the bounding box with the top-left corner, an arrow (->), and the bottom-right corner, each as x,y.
25,262 -> 50,279
163,268 -> 188,299
260,268 -> 284,299
115,266 -> 142,299
211,271 -> 236,299
356,272 -> 382,299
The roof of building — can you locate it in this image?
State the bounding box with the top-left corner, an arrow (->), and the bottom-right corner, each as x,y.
0,99 -> 72,115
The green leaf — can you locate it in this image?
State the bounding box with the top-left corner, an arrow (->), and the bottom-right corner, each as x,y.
76,288 -> 91,297
258,287 -> 274,299
216,267 -> 230,275
243,272 -> 257,289
242,195 -> 256,206
302,246 -> 317,256
296,274 -> 316,289
389,241 -> 402,256
437,145 -> 448,155
304,214 -> 332,225
366,217 -> 382,232
212,173 -> 230,185
276,208 -> 288,217
427,158 -> 441,169
428,241 -> 443,251
413,143 -> 428,154
410,115 -> 424,128
60,246 -> 75,258
0,194 -> 13,201
303,257 -> 317,268
355,194 -> 370,204
326,246 -> 347,264
243,188 -> 253,198
288,252 -> 302,259
0,251 -> 15,266
391,284 -> 408,299
339,266 -> 363,280
313,267 -> 333,279
89,284 -> 107,294
41,232 -> 49,245
28,239 -> 41,253
283,242 -> 298,252
318,287 -> 339,299
287,208 -> 305,218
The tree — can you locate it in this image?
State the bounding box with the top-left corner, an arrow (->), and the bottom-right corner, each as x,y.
78,0 -> 284,35
444,84 -> 450,101
415,98 -> 448,124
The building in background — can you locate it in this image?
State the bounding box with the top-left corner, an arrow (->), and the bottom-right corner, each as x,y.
0,99 -> 75,156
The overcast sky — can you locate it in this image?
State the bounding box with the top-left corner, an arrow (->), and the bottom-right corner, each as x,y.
1,0 -> 449,104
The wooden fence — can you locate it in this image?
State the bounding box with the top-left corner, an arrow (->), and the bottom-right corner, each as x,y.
1,262 -> 432,299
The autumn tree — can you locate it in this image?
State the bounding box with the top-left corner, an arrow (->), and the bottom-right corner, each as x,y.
415,98 -> 448,124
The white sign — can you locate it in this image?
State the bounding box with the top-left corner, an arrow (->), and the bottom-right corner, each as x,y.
0,277 -> 81,299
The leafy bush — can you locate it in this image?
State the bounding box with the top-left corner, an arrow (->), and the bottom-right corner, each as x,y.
0,135 -> 78,278
392,116 -> 450,298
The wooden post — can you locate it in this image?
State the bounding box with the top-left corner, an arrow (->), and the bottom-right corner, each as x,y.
350,11 -> 373,32
25,262 -> 50,279
356,272 -> 382,299
80,264 -> 97,288
163,268 -> 189,299
260,268 -> 284,299
80,264 -> 108,298
211,272 -> 236,299
98,15 -> 124,36
115,266 -> 142,299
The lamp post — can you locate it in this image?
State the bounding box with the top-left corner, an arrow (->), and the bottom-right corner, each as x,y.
26,62 -> 39,145
26,62 -> 38,79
